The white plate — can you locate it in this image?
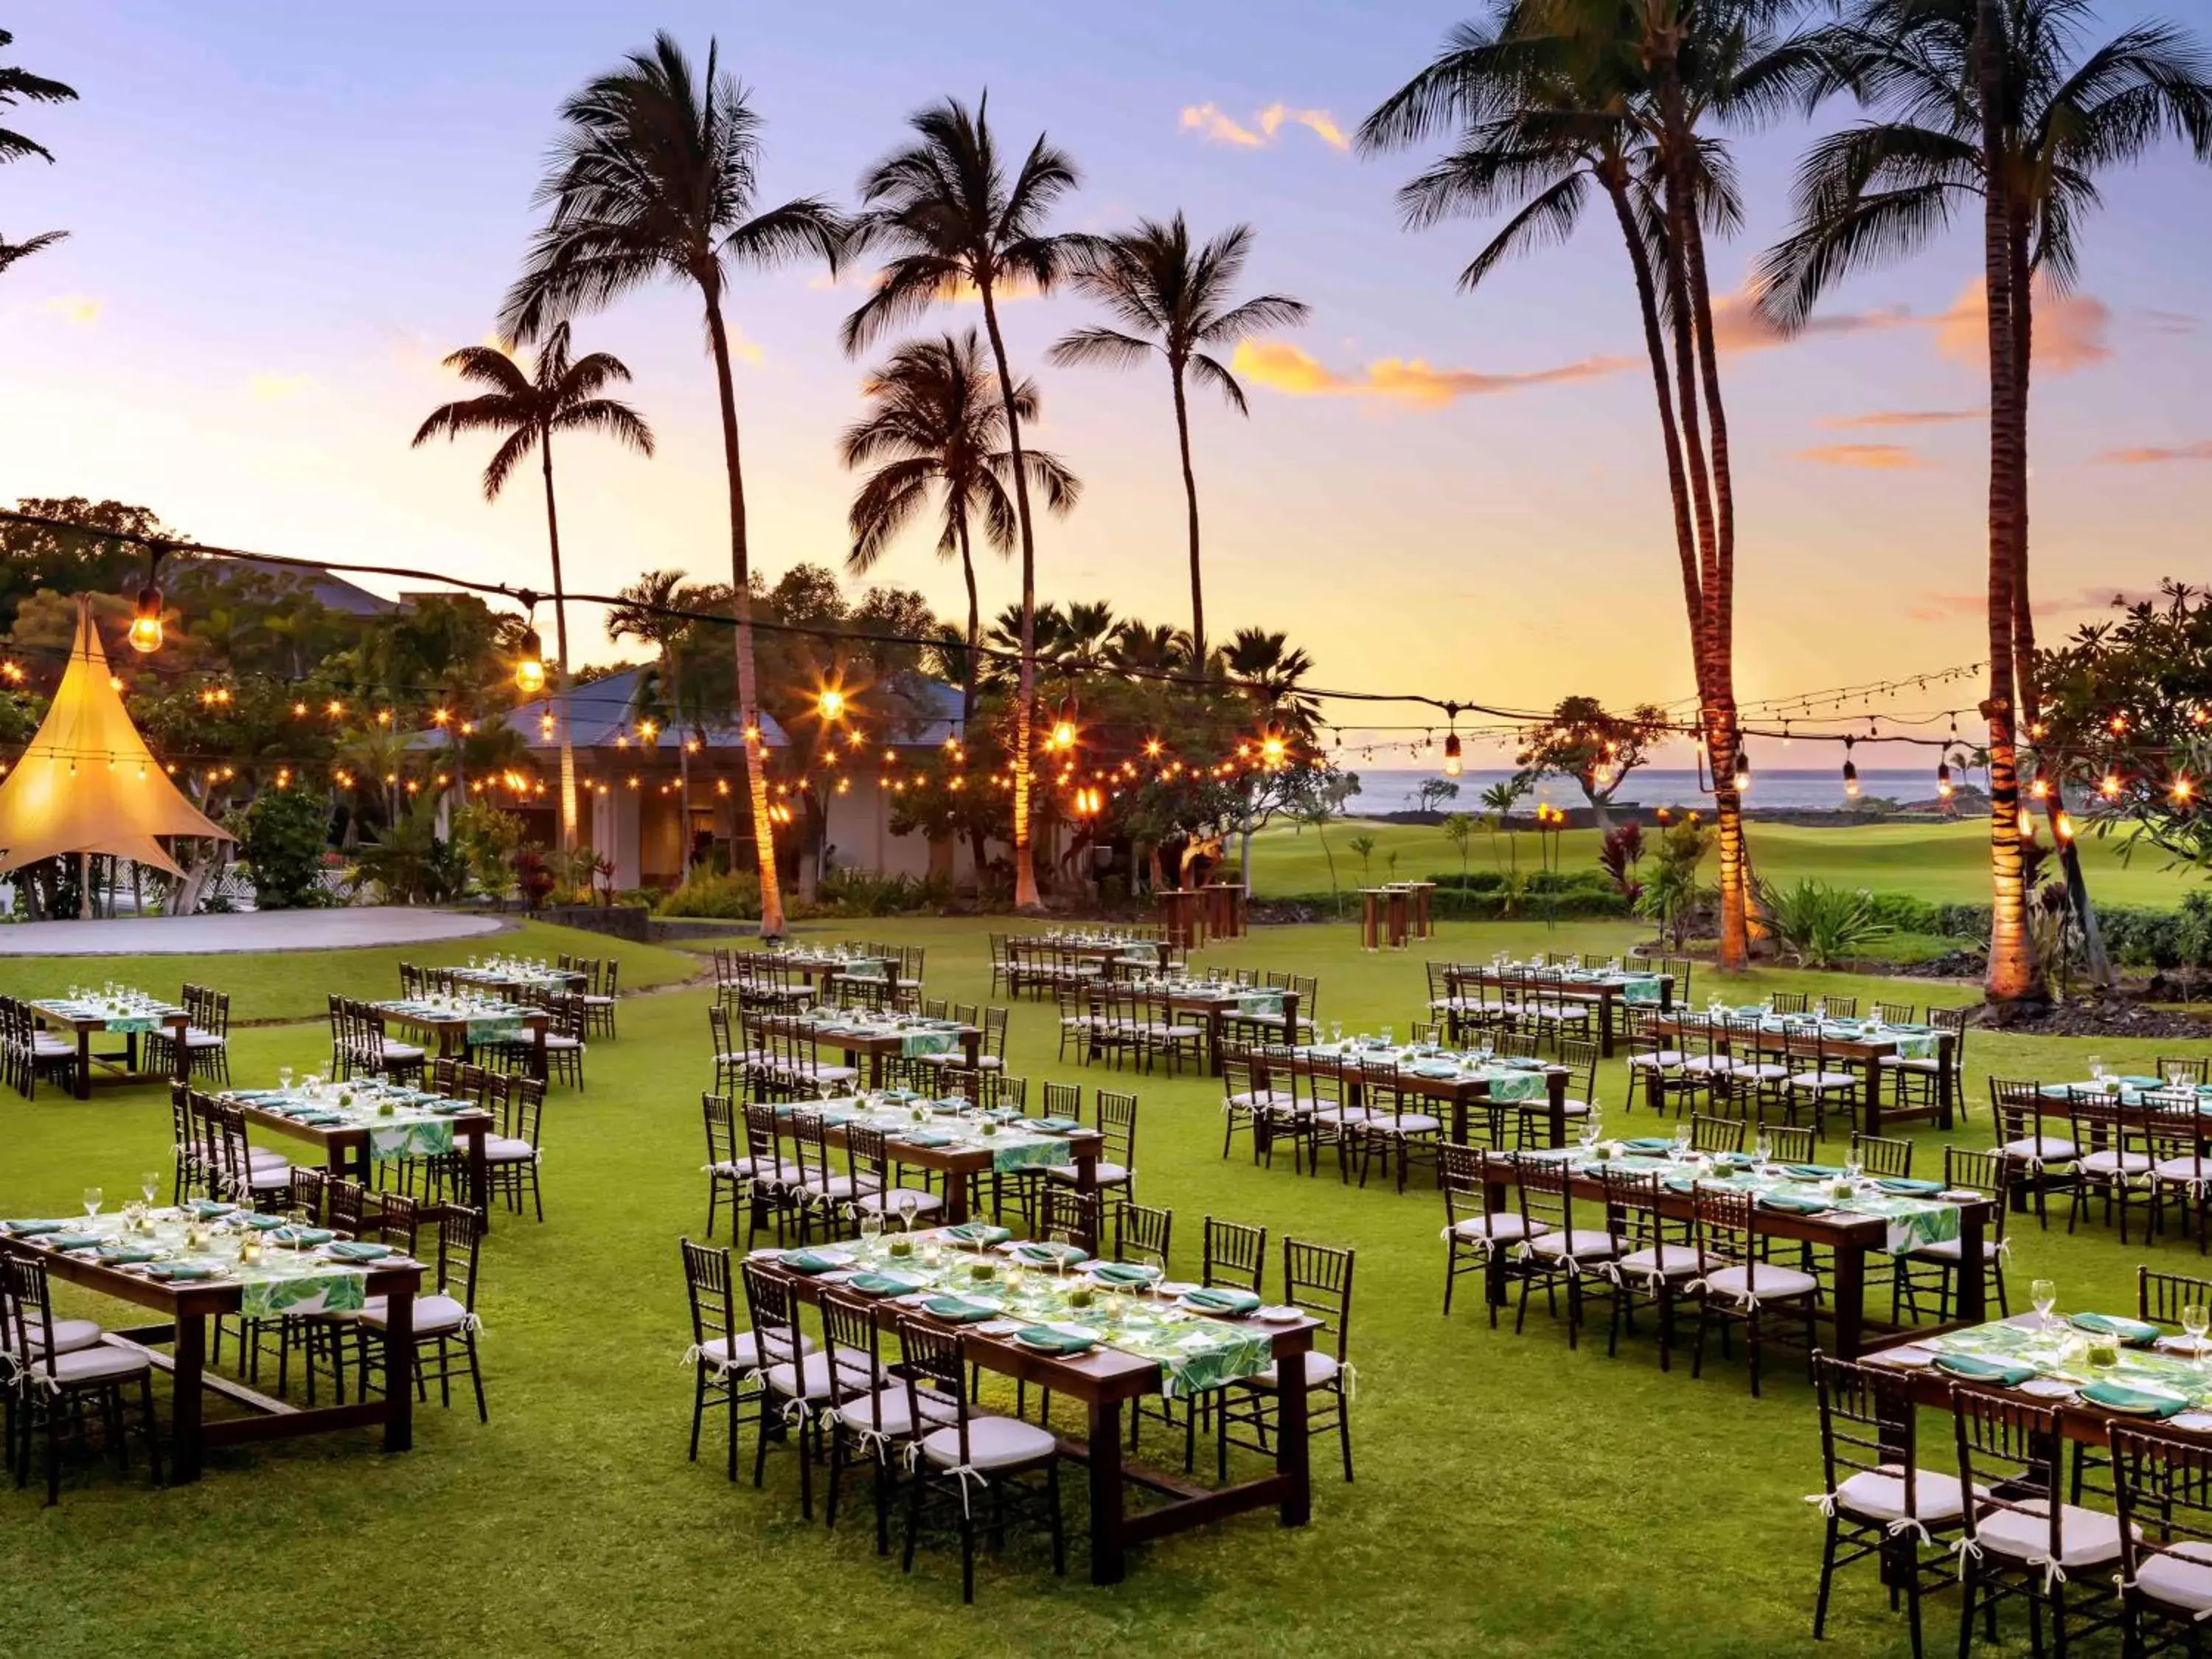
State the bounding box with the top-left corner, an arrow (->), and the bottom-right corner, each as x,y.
1154,1281 -> 1200,1297
2017,1377 -> 2076,1399
1253,1305 -> 1303,1324
1938,1189 -> 1985,1203
2172,1412 -> 2212,1433
2157,1335 -> 2212,1356
1868,1346 -> 1935,1369
975,1318 -> 1024,1336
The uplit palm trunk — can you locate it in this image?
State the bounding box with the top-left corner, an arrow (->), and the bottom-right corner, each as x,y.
539,433 -> 580,855
1169,359 -> 1205,665
977,284 -> 1041,910
1978,0 -> 2041,1005
704,293 -> 786,937
678,733 -> 694,879
954,512 -> 980,728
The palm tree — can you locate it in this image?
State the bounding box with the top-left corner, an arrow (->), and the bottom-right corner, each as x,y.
1360,0 -> 1806,972
838,329 -> 1079,728
411,323 -> 653,853
1755,0 -> 2212,1004
1048,215 -> 1309,662
500,32 -> 843,939
1,27 -> 78,282
844,94 -> 1090,911
607,569 -> 699,877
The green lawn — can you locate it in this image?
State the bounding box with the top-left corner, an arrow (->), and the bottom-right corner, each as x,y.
0,919 -> 703,1025
0,915 -> 2191,1657
1253,815 -> 2202,908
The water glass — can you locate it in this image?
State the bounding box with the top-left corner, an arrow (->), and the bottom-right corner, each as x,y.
83,1186 -> 102,1220
140,1170 -> 161,1205
2187,1303 -> 2211,1367
277,1066 -> 293,1092
2031,1278 -> 2058,1332
2171,1065 -> 2197,1093
1672,1123 -> 1693,1160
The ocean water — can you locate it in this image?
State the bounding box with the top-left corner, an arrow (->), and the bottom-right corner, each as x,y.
1345,768 -> 1957,815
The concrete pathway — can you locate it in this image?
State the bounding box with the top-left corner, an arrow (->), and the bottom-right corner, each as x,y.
0,906 -> 508,956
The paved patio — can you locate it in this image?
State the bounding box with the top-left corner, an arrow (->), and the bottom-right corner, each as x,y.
0,906 -> 508,956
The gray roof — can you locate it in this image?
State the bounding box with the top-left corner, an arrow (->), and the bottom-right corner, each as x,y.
497,665 -> 790,751
214,557 -> 399,616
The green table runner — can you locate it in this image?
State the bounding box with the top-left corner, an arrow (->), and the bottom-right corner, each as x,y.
32,995 -> 184,1034
28,1210 -> 378,1317
226,1085 -> 461,1164
1927,1317 -> 2210,1407
1573,1152 -> 1961,1254
378,998 -> 529,1046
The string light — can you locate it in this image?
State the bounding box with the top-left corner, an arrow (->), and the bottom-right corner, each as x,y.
1441,730 -> 1462,778
816,685 -> 846,721
1936,757 -> 1953,800
1841,737 -> 1860,799
128,584 -> 164,653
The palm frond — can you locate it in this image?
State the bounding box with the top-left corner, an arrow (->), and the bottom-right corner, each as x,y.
1186,352 -> 1249,417
1045,326 -> 1154,372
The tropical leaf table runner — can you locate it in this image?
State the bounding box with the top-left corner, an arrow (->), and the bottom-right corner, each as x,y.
1907,1315 -> 2212,1412
32,994 -> 187,1035
226,1082 -> 465,1162
376,997 -> 532,1046
1554,1150 -> 1964,1254
1294,1040 -> 1554,1104
789,1094 -> 1077,1175
0,1208 -> 401,1318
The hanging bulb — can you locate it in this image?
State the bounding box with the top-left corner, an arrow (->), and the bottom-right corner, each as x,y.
1051,693 -> 1078,751
1731,742 -> 1751,794
816,685 -> 846,720
128,585 -> 164,654
2055,810 -> 2075,841
1937,757 -> 1953,800
1842,738 -> 1860,799
1442,731 -> 1463,778
514,627 -> 547,695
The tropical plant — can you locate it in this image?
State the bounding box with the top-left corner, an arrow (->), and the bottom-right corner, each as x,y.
239,788 -> 333,911
839,329 -> 1079,727
0,27 -> 76,280
1442,810 -> 1478,907
844,94 -> 1089,910
501,31 -> 843,939
1597,819 -> 1646,899
1636,813 -> 1711,949
411,322 -> 654,852
1347,832 -> 1379,886
1048,215 -> 1308,661
1360,0 -> 1796,971
353,796 -> 467,905
451,799 -> 525,897
1478,773 -> 1533,880
512,848 -> 557,911
1295,799 -> 1348,917
1760,878 -> 1893,969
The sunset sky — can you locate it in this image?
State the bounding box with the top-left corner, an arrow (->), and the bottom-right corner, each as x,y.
5,1 -> 2210,765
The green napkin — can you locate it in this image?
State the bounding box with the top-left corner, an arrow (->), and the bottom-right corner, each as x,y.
429,1102 -> 472,1116
922,1295 -> 995,1323
45,1232 -> 102,1251
2081,1379 -> 2189,1418
1012,1241 -> 1089,1267
96,1245 -> 158,1265
1015,1325 -> 1098,1354
1182,1286 -> 1261,1316
1090,1262 -> 1158,1287
288,1110 -> 344,1126
1756,1193 -> 1832,1215
779,1250 -> 849,1276
846,1271 -> 924,1296
942,1223 -> 1011,1246
268,1227 -> 335,1248
1621,1138 -> 1675,1153
2070,1312 -> 2161,1346
187,1200 -> 237,1219
326,1241 -> 392,1262
145,1262 -> 218,1281
1032,1116 -> 1081,1134
1,1220 -> 61,1236
2120,1074 -> 2163,1088
238,1213 -> 287,1231
1933,1353 -> 2037,1386
1784,1164 -> 1846,1180
1876,1177 -> 1944,1195
896,1132 -> 953,1150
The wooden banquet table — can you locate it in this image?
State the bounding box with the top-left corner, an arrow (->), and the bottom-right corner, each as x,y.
1639,1012 -> 1956,1137
223,1089 -> 498,1223
1478,1153 -> 1995,1360
29,998 -> 191,1100
1273,1048 -> 1574,1147
1358,888 -> 1409,951
1446,965 -> 1676,1058
1083,982 -> 1303,1075
754,1011 -> 982,1091
372,1001 -> 550,1082
4,1223 -> 422,1480
754,1249 -> 1318,1585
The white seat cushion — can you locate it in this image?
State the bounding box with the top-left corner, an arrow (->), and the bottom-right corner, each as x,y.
1789,1071 -> 1860,1091
1628,1051 -> 1689,1070
541,1036 -> 585,1053
2135,1539 -> 2212,1618
2154,1156 -> 2212,1183
24,1317 -> 102,1354
1047,1161 -> 1130,1186
1250,1352 -> 1343,1390
1907,1236 -> 1966,1264
2079,1148 -> 2152,1175
1450,1213 -> 1547,1245
356,1293 -> 471,1334
852,1186 -> 944,1217
1559,1100 -> 1594,1119
41,1345 -> 153,1385
1312,1107 -> 1374,1126
184,1030 -> 226,1048
1975,1497 -> 2129,1570
1528,1228 -> 1618,1262
1834,1465 -> 1969,1527
248,1149 -> 289,1169
249,1165 -> 293,1190
695,1330 -> 815,1373
836,1384 -> 957,1440
1615,1245 -> 1714,1281
380,1040 -> 425,1061
764,1352 -> 840,1402
919,1413 -> 1057,1470
2000,1135 -> 2077,1162
1731,1063 -> 1790,1082
1228,1090 -> 1299,1112
1702,1262 -> 1819,1301
1878,1055 -> 1943,1073
1370,1113 -> 1442,1135
484,1135 -> 536,1164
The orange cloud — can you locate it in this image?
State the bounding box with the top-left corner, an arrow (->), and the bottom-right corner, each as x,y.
1180,101 -> 1348,153
1711,287 -> 1915,354
1822,408 -> 1983,429
1233,339 -> 1633,407
2097,439 -> 2212,465
1934,276 -> 2110,374
1795,443 -> 1932,470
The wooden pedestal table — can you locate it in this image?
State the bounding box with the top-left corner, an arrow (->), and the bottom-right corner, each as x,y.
10,1226 -> 423,1481
1391,882 -> 1436,942
1358,888 -> 1409,951
1156,888 -> 1202,952
757,1249 -> 1317,1584
29,999 -> 192,1101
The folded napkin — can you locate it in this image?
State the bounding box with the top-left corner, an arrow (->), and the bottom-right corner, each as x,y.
1182,1286 -> 1262,1316
942,1222 -> 1011,1246
1875,1176 -> 1945,1195
1015,1324 -> 1098,1354
2121,1074 -> 2164,1088
894,1131 -> 953,1150
779,1250 -> 849,1276
1756,1193 -> 1832,1216
95,1245 -> 159,1265
1620,1138 -> 1676,1154
45,1232 -> 103,1251
145,1262 -> 219,1281
325,1241 -> 392,1262
288,1110 -> 344,1126
1031,1116 -> 1081,1134
187,1200 -> 237,1219
1089,1262 -> 1159,1287
1933,1353 -> 2038,1387
2070,1312 -> 2161,1346
1012,1241 -> 1089,1267
268,1227 -> 335,1248
1784,1164 -> 1846,1180
238,1213 -> 287,1231
922,1295 -> 995,1324
2080,1379 -> 2189,1418
1,1220 -> 61,1236
846,1271 -> 924,1296
429,1102 -> 472,1116
1412,1063 -> 1461,1079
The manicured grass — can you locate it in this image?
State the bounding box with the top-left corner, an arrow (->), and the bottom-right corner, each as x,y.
0,919 -> 703,1025
0,915 -> 2189,1657
1253,815 -> 2201,909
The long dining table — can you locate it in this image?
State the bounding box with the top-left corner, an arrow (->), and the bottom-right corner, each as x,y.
1083,981 -> 1303,1074
1,1212 -> 423,1480
372,999 -> 550,1083
1639,1010 -> 1958,1136
754,1011 -> 983,1091
29,996 -> 192,1099
751,1234 -> 1318,1585
1444,965 -> 1674,1057
1270,1045 -> 1574,1147
218,1082 -> 498,1225
1477,1150 -> 1996,1360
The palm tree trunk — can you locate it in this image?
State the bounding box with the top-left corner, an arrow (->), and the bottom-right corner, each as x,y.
977,282 -> 1042,911
679,736 -> 693,881
539,431 -> 579,857
955,511 -> 980,729
1978,0 -> 2042,1006
1170,359 -> 1206,665
703,292 -> 786,938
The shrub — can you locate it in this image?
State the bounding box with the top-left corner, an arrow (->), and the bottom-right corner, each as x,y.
240,789 -> 333,910
1761,880 -> 1893,969
655,872 -> 762,919
815,869 -> 952,917
452,801 -> 524,899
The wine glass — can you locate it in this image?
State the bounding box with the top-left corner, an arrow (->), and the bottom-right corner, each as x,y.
1671,1121 -> 1693,1161
83,1186 -> 102,1221
2087,1056 -> 2107,1088
1751,1132 -> 1771,1175
2031,1278 -> 2058,1333
2171,1064 -> 2197,1094
277,1065 -> 294,1093
2186,1303 -> 2211,1368
1576,1116 -> 1602,1158
140,1170 -> 161,1206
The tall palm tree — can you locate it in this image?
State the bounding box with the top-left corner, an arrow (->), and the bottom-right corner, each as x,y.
838,329 -> 1079,728
501,32 -> 843,939
411,322 -> 654,853
1361,0 -> 1801,970
1755,0 -> 2212,1004
1,27 -> 78,282
1048,215 -> 1309,663
844,94 -> 1089,911
607,570 -> 698,877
